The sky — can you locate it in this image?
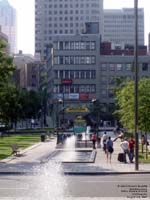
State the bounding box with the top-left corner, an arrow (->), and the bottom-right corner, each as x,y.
8,0 -> 150,55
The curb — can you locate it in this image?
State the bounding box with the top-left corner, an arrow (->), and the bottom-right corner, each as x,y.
0,170 -> 150,176
64,171 -> 150,175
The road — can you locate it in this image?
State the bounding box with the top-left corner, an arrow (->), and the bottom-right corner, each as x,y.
0,174 -> 149,199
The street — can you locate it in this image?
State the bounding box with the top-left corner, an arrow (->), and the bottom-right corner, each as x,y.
0,174 -> 149,199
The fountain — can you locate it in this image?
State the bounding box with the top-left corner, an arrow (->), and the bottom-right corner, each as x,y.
29,161 -> 69,200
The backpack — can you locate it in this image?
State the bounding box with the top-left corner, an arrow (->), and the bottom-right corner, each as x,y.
108,146 -> 114,153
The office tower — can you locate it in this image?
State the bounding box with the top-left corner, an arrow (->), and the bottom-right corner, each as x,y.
103,8 -> 144,46
0,0 -> 17,54
35,0 -> 103,60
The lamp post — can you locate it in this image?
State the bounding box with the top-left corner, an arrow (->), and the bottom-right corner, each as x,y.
56,98 -> 63,144
134,0 -> 139,171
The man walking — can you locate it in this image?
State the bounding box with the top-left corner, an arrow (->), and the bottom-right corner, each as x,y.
102,131 -> 108,153
120,138 -> 133,163
128,136 -> 135,162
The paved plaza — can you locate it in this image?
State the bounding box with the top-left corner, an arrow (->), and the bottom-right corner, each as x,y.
0,132 -> 150,175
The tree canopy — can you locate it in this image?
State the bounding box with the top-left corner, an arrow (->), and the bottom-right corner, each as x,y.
114,77 -> 150,133
0,39 -> 15,84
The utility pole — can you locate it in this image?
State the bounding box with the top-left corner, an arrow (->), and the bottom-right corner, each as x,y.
134,0 -> 139,171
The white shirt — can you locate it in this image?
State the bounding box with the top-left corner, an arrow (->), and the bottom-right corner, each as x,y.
102,134 -> 107,141
120,140 -> 129,150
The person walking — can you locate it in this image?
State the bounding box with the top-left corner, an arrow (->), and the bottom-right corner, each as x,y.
120,138 -> 133,163
102,131 -> 108,153
128,136 -> 135,162
106,136 -> 114,163
91,132 -> 97,149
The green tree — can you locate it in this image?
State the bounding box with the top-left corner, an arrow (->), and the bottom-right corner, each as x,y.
114,77 -> 150,133
0,82 -> 22,127
0,39 -> 15,84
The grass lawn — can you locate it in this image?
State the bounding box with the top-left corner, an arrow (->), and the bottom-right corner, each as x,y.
0,134 -> 41,160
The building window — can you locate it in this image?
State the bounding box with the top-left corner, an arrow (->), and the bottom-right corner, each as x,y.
109,64 -> 115,71
109,76 -> 115,85
101,89 -> 107,97
91,56 -> 96,64
116,64 -> 122,71
101,64 -> 107,71
85,70 -> 90,79
74,71 -> 79,79
108,89 -> 114,98
91,70 -> 96,79
142,63 -> 148,71
125,63 -> 132,71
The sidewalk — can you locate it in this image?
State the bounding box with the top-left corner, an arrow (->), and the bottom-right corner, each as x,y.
0,134 -> 150,174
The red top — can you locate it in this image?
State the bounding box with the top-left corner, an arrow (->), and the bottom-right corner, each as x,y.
92,134 -> 97,141
128,139 -> 135,150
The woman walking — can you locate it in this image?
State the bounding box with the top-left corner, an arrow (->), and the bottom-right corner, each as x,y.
106,136 -> 114,163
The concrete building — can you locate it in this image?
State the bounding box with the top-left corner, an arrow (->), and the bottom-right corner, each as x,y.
100,41 -> 147,56
0,0 -> 17,54
13,51 -> 39,91
35,0 -> 103,60
148,33 -> 150,55
99,55 -> 150,124
46,34 -> 150,125
103,8 -> 144,46
47,34 -> 100,123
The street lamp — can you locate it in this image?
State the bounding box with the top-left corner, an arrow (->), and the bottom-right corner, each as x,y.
134,0 -> 139,170
56,98 -> 63,144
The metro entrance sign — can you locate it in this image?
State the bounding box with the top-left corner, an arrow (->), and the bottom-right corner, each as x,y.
66,107 -> 89,113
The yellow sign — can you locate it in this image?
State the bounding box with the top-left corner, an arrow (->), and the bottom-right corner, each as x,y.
66,107 -> 89,113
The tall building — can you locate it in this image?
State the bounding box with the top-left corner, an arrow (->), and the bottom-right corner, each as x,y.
0,0 -> 17,54
35,0 -> 103,60
148,33 -> 150,55
103,8 -> 144,46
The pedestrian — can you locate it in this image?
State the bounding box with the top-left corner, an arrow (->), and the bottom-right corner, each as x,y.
91,132 -> 97,149
120,138 -> 133,163
141,134 -> 146,153
113,130 -> 124,142
106,136 -> 114,163
102,131 -> 108,153
97,133 -> 101,148
128,136 -> 135,162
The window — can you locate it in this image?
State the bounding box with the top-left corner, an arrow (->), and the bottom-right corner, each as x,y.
70,71 -> 74,78
91,70 -> 96,79
108,89 -> 114,98
109,76 -> 115,84
142,63 -> 148,71
64,56 -> 69,64
85,70 -> 90,79
101,64 -> 107,71
125,63 -> 132,71
80,71 -> 85,79
74,71 -> 79,79
109,64 -> 115,71
59,70 -> 63,78
54,70 -> 58,79
116,64 -> 122,71
65,70 -> 69,78
91,56 -> 96,64
101,89 -> 107,97
59,56 -> 63,64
